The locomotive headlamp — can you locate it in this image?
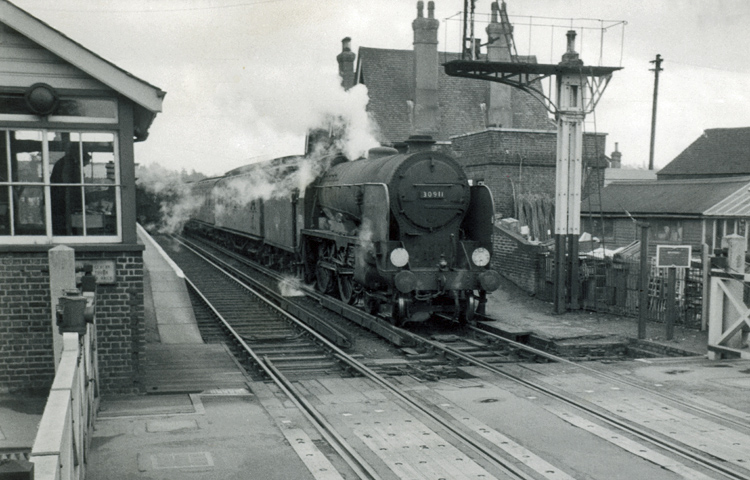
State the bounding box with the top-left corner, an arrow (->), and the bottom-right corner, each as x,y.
395,271 -> 417,293
471,247 -> 491,267
390,248 -> 409,268
478,270 -> 502,292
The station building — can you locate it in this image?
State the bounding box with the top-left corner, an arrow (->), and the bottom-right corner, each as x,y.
0,1 -> 164,393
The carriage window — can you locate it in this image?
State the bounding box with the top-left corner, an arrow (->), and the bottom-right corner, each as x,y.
0,129 -> 119,241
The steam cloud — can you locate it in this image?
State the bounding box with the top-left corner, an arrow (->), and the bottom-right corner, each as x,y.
135,163 -> 203,235
138,62 -> 381,236
217,64 -> 381,161
278,275 -> 305,297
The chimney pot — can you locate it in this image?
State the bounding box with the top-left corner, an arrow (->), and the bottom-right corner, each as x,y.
337,37 -> 356,90
610,143 -> 622,168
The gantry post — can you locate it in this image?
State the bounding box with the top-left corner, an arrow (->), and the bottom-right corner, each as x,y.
443,9 -> 620,316
553,31 -> 585,313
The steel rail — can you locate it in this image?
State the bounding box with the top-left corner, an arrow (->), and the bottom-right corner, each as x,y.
178,233 -> 415,347
174,236 -> 537,479
178,248 -> 382,480
172,235 -> 353,349
405,328 -> 750,480
472,324 -> 750,433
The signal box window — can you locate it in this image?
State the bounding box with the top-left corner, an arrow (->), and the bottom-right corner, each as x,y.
0,130 -> 119,242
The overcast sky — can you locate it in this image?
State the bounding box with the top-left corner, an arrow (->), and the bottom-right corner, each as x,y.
11,0 -> 750,176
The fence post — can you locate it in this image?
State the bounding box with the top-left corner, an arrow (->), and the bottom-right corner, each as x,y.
637,222 -> 650,339
49,245 -> 76,370
665,267 -> 676,340
701,244 -> 710,331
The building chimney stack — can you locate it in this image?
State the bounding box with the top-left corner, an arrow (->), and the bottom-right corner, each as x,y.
610,142 -> 622,168
412,1 -> 440,138
337,37 -> 356,90
486,1 -> 513,128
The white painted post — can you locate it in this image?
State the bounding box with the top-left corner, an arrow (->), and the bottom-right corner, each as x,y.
722,234 -> 746,349
48,246 -> 76,370
707,276 -> 724,360
701,244 -> 710,331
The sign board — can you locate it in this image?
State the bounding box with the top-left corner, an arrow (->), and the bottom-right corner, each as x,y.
656,245 -> 691,268
75,259 -> 116,284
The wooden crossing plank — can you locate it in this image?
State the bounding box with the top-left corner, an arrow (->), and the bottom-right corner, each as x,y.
281,428 -> 345,480
413,389 -> 575,480
544,405 -> 716,480
143,343 -> 249,393
312,378 -> 497,480
539,373 -> 750,468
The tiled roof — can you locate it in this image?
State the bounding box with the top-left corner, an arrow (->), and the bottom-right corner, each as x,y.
581,176 -> 750,216
658,127 -> 750,178
355,47 -> 552,145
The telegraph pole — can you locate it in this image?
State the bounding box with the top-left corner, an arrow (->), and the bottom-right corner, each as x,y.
648,54 -> 663,171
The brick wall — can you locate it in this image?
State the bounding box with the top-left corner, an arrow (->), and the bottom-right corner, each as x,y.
492,225 -> 544,294
0,249 -> 144,394
449,129 -> 607,219
0,253 -> 54,393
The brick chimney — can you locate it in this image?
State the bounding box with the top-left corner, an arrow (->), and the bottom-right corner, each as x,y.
337,37 -> 356,90
610,142 -> 622,168
412,1 -> 439,138
486,1 -> 513,128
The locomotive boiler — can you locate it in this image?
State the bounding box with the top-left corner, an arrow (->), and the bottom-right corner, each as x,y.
188,146 -> 501,325
305,146 -> 500,323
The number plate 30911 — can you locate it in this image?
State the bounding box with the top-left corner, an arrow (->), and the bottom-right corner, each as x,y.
418,188 -> 445,199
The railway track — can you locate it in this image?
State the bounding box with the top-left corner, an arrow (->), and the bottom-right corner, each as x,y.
396,326 -> 750,480
157,234 -> 579,478
157,235 -> 352,379
160,233 -> 750,479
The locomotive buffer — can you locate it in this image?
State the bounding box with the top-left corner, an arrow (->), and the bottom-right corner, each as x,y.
444,30 -> 621,313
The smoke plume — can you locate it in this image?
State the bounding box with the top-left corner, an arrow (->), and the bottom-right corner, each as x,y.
135,163 -> 203,235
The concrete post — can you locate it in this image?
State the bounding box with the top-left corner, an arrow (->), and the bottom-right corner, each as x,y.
48,245 -> 76,370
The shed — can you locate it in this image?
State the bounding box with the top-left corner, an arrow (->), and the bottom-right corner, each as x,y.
581,176 -> 750,252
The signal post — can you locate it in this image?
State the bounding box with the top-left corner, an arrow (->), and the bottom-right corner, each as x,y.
445,25 -> 620,314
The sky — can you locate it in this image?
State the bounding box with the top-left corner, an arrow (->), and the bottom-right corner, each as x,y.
10,0 -> 750,177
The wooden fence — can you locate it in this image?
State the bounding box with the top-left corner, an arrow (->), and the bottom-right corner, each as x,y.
538,251 -> 707,330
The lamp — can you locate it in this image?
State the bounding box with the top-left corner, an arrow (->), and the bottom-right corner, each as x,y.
24,83 -> 59,116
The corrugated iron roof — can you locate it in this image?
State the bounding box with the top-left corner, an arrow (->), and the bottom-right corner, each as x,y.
705,181 -> 750,216
582,176 -> 750,217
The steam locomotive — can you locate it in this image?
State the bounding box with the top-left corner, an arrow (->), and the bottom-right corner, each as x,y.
187,143 -> 501,325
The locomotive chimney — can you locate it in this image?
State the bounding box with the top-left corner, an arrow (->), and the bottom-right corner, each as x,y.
405,134 -> 436,152
412,1 -> 440,138
337,37 -> 356,90
486,1 -> 513,128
